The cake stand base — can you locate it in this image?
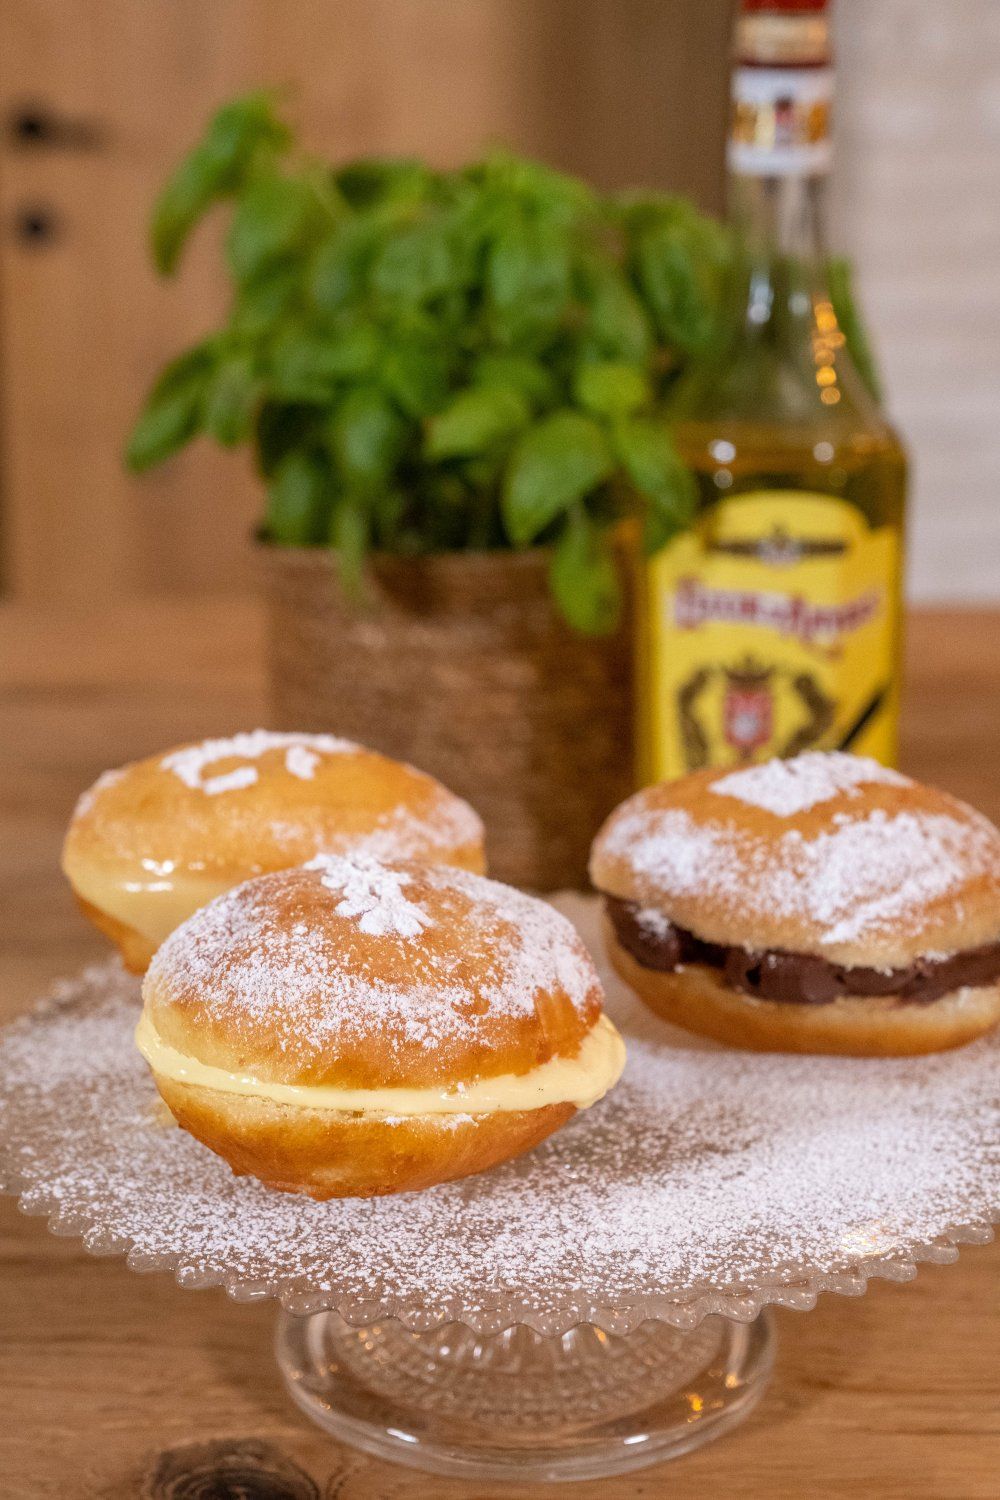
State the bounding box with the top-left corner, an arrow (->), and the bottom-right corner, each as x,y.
275,1309 -> 775,1482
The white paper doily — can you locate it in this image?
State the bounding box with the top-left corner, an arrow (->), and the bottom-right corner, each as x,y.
1,895 -> 997,1336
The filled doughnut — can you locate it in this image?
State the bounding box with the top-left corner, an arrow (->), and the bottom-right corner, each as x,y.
137,853 -> 626,1197
590,752 -> 1000,1056
62,731 -> 485,973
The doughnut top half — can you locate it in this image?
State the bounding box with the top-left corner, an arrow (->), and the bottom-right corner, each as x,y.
64,731 -> 485,881
142,856 -> 603,1089
590,752 -> 1000,967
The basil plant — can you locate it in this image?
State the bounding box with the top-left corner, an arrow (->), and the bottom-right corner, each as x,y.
126,91 -> 742,632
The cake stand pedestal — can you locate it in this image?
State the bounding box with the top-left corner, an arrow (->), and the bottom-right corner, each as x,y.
275,1308 -> 775,1482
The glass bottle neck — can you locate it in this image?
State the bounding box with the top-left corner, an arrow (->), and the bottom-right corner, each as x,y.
727,171 -> 832,331
729,170 -> 828,266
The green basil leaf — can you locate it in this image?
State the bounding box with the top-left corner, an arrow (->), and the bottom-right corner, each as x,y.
124,342 -> 216,470
473,353 -> 557,409
226,176 -> 316,285
632,220 -> 723,355
328,387 -> 407,486
425,387 -> 530,460
268,326 -> 379,403
264,451 -> 331,544
574,361 -> 649,420
310,239 -> 359,314
487,222 -> 571,344
502,411 -> 613,544
380,345 -> 452,418
550,508 -> 621,635
370,224 -> 455,307
614,418 -> 696,552
203,351 -> 261,445
585,266 -> 653,362
310,218 -> 381,313
230,262 -> 302,336
151,145 -> 228,278
151,91 -> 289,274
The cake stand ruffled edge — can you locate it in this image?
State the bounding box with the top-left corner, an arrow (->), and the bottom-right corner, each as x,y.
1,1157 -> 995,1338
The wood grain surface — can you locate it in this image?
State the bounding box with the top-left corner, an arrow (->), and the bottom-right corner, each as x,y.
1,601 -> 998,1499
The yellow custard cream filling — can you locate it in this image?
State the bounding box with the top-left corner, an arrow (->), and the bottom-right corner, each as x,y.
64,857 -> 235,946
135,1011 -> 626,1116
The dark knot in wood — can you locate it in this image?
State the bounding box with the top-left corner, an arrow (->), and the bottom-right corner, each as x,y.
144,1437 -> 320,1500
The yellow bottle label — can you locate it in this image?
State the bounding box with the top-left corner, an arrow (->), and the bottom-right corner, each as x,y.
639,491 -> 901,781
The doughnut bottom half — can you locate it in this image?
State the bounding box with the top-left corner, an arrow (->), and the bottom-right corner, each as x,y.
75,896 -> 158,975
604,918 -> 1000,1057
153,1075 -> 577,1198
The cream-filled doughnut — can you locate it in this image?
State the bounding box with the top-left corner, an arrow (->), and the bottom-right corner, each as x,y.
138,854 -> 625,1197
62,731 -> 485,972
590,752 -> 1000,1056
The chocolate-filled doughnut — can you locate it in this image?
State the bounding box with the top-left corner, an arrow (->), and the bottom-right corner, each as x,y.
591,752 -> 1000,1056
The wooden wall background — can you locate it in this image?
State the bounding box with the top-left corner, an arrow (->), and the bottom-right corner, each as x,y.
0,0 -> 734,603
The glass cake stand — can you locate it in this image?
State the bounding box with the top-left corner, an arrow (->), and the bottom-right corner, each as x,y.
1,897 -> 997,1483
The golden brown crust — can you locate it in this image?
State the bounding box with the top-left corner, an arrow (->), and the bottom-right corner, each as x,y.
604,919 -> 1000,1057
154,1075 -> 575,1199
590,760 -> 1000,966
143,860 -> 603,1089
72,897 -> 156,976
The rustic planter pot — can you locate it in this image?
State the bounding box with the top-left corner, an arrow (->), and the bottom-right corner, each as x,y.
259,544 -> 634,890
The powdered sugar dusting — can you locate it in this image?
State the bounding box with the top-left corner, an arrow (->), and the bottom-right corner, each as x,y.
161,731 -> 355,796
285,745 -> 322,780
2,898 -> 998,1335
711,752 -> 911,818
343,799 -> 483,862
635,907 -> 673,941
603,802 -> 1000,953
306,853 -> 430,938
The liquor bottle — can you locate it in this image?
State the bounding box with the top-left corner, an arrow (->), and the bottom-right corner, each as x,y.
640,0 -> 906,779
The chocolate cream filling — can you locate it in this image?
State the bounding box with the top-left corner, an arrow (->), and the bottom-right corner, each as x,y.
603,896 -> 1000,1007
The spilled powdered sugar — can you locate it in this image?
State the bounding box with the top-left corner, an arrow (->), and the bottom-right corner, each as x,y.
710,752 -> 911,818
1,897 -> 997,1334
161,730 -> 355,796
146,862 -> 597,1065
603,803 -> 1000,950
306,853 -> 430,939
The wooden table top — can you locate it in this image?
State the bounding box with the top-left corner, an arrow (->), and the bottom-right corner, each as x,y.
2,599 -> 999,1500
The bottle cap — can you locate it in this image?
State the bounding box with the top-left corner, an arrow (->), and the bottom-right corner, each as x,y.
741,1 -> 828,12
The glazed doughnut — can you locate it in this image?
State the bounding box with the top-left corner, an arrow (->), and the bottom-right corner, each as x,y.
590,752 -> 1000,1056
137,854 -> 626,1197
62,731 -> 485,973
